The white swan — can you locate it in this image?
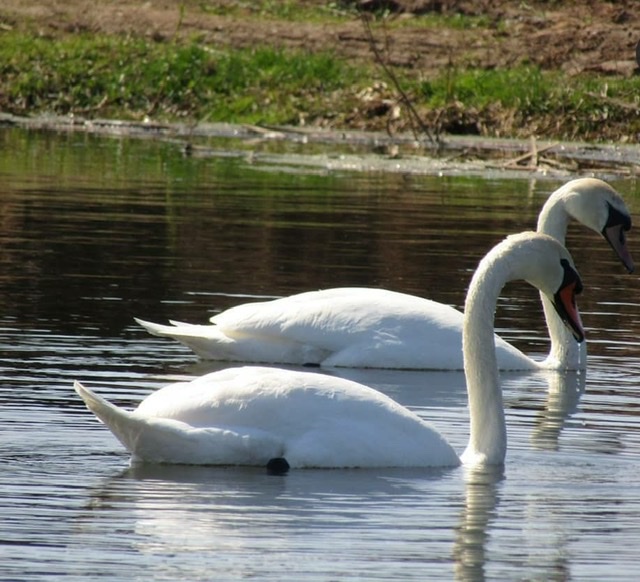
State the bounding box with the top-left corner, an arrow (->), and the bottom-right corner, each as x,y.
536,178 -> 631,369
75,231 -> 585,468
135,178 -> 630,370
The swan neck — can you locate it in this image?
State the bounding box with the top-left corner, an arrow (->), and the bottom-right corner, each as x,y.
537,192 -> 570,244
462,254 -> 508,465
536,189 -> 585,369
540,291 -> 586,369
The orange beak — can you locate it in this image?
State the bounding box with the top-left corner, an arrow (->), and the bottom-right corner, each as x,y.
553,279 -> 585,343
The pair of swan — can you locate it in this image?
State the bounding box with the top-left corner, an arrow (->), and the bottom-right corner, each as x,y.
75,230 -> 586,469
135,178 -> 632,371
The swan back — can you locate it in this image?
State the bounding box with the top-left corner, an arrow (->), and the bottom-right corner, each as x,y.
461,231 -> 584,465
75,367 -> 460,468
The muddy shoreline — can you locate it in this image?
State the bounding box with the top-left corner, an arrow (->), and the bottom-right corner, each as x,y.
3,112 -> 638,180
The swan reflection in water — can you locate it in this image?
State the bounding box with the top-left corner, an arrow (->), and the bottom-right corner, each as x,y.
82,463 -> 460,579
453,368 -> 588,581
77,367 -> 586,580
453,464 -> 504,582
530,369 -> 586,451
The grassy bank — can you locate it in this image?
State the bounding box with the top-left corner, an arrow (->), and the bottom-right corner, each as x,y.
0,32 -> 359,125
0,22 -> 638,143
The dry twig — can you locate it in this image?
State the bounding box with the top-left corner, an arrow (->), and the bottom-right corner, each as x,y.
359,11 -> 439,146
502,139 -> 559,167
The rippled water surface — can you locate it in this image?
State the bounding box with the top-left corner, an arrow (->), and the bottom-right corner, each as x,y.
2,128 -> 640,580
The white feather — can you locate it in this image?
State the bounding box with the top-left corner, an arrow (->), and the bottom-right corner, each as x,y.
77,232 -> 585,468
136,178 -> 630,371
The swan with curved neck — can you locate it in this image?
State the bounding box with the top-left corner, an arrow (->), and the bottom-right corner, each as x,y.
536,178 -> 632,368
75,232 -> 585,468
135,178 -> 629,371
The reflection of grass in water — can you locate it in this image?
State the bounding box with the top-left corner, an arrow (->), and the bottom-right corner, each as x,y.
0,126 -> 355,198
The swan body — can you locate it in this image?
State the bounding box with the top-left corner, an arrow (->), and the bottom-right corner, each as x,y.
74,367 -> 459,468
76,231 -> 585,468
136,178 -> 630,371
137,288 -> 533,369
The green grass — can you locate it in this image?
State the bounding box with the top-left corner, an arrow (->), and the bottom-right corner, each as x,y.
0,28 -> 638,141
414,65 -> 640,140
393,12 -> 494,30
420,66 -> 554,112
0,31 -> 360,123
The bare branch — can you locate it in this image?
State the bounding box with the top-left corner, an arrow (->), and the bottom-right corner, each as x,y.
358,11 -> 439,146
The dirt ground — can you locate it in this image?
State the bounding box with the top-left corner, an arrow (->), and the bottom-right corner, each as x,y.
3,0 -> 639,79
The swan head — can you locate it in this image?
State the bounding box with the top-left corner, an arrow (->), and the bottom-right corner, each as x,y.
542,178 -> 634,273
462,232 -> 585,467
505,232 -> 585,344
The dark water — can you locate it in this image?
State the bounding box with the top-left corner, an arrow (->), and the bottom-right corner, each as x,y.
2,128 -> 640,580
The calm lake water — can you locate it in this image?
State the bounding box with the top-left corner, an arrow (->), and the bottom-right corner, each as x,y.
2,127 -> 640,580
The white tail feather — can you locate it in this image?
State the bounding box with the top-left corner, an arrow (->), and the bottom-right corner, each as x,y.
73,381 -> 282,465
133,317 -> 177,337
